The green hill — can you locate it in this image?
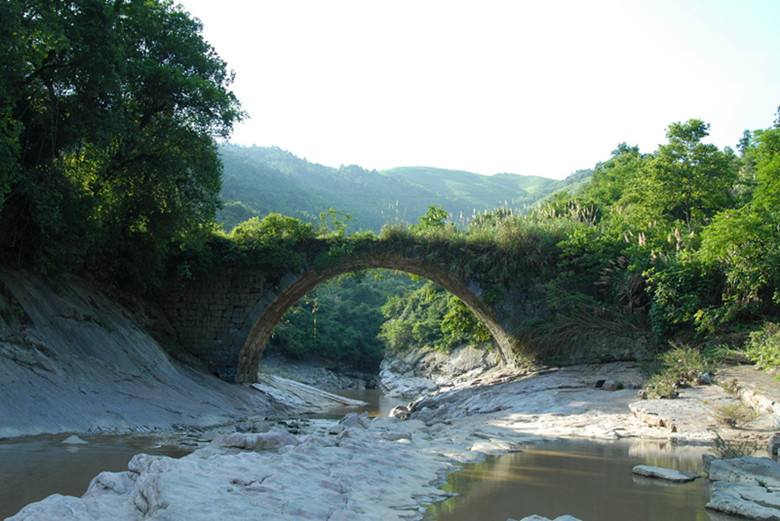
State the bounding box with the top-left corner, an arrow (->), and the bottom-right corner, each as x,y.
218,144 -> 590,230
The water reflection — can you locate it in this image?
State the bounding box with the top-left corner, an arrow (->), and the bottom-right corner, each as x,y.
425,439 -> 727,521
323,388 -> 403,418
0,435 -> 189,519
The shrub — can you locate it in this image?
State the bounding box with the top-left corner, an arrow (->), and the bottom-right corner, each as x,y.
710,430 -> 759,459
644,373 -> 679,399
714,402 -> 758,428
744,322 -> 780,372
643,345 -> 712,399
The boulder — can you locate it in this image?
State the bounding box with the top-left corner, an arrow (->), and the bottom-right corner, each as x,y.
212,429 -> 298,451
389,405 -> 411,421
61,435 -> 88,445
632,465 -> 697,483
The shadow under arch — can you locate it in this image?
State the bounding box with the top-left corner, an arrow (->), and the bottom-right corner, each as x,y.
234,252 -> 515,383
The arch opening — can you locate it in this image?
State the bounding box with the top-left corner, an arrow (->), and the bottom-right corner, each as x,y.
235,254 -> 514,383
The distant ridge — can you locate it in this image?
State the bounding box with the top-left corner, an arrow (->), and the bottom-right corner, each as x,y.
218,144 -> 591,231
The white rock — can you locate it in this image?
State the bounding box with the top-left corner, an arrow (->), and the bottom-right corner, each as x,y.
212,429 -> 298,451
632,465 -> 697,482
61,435 -> 88,445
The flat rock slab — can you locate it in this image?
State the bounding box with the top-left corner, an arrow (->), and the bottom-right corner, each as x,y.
632,465 -> 697,482
707,481 -> 780,520
709,457 -> 780,489
707,457 -> 780,520
718,365 -> 780,425
629,384 -> 739,434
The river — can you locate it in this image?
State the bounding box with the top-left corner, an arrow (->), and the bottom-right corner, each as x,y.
0,435 -> 190,519
1,391 -> 723,521
424,438 -> 716,521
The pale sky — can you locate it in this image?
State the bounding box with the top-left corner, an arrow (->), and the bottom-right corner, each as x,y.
179,0 -> 780,179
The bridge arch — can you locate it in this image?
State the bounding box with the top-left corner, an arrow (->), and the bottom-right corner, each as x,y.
234,252 -> 514,383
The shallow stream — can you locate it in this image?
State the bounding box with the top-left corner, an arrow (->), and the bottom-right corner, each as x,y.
0,435 -> 190,519
1,393 -> 729,521
424,438 -> 721,521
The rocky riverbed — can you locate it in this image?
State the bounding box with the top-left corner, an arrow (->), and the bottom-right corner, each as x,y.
10,362 -> 780,520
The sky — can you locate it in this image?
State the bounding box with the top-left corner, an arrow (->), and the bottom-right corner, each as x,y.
179,0 -> 780,179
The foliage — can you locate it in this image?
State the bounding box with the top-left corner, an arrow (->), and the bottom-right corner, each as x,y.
645,253 -> 724,337
699,126 -> 780,324
629,120 -> 738,229
230,214 -> 315,271
744,322 -> 780,372
714,402 -> 758,429
268,271 -> 418,371
0,0 -> 242,290
379,281 -> 491,353
409,205 -> 451,234
643,345 -> 712,399
710,430 -> 759,459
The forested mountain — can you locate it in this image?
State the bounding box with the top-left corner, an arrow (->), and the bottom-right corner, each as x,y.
218,144 -> 589,230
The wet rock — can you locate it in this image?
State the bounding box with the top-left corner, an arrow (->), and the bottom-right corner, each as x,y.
698,372 -> 713,385
212,429 -> 298,451
706,457 -> 780,520
381,431 -> 412,442
235,420 -> 268,433
61,435 -> 88,445
707,481 -> 780,520
602,380 -> 620,391
769,433 -> 780,459
85,471 -> 134,496
338,412 -> 369,429
389,405 -> 411,420
632,465 -> 697,482
702,454 -> 716,473
708,457 -> 780,489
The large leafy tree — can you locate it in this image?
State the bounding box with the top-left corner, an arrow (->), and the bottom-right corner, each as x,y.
0,0 -> 242,288
626,120 -> 737,231
699,124 -> 780,323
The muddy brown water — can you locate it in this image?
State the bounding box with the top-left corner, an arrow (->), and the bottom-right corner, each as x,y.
0,435 -> 190,519
330,387 -> 403,418
423,438 -> 732,521
1,394 -> 731,521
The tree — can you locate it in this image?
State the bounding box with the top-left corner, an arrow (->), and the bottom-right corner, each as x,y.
410,205 -> 449,234
630,120 -> 737,230
0,0 -> 243,289
700,125 -> 780,323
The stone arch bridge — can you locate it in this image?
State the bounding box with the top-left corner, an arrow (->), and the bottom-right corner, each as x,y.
162,235 -> 644,383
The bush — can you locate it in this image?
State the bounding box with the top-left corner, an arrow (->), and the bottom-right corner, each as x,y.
714,402 -> 758,428
643,345 -> 712,399
710,430 -> 759,459
644,373 -> 679,399
744,322 -> 780,372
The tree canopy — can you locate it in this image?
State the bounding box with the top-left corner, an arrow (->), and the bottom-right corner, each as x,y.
0,0 -> 241,289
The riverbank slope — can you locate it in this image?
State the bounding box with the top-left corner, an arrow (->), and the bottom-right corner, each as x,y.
0,269 -> 275,439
